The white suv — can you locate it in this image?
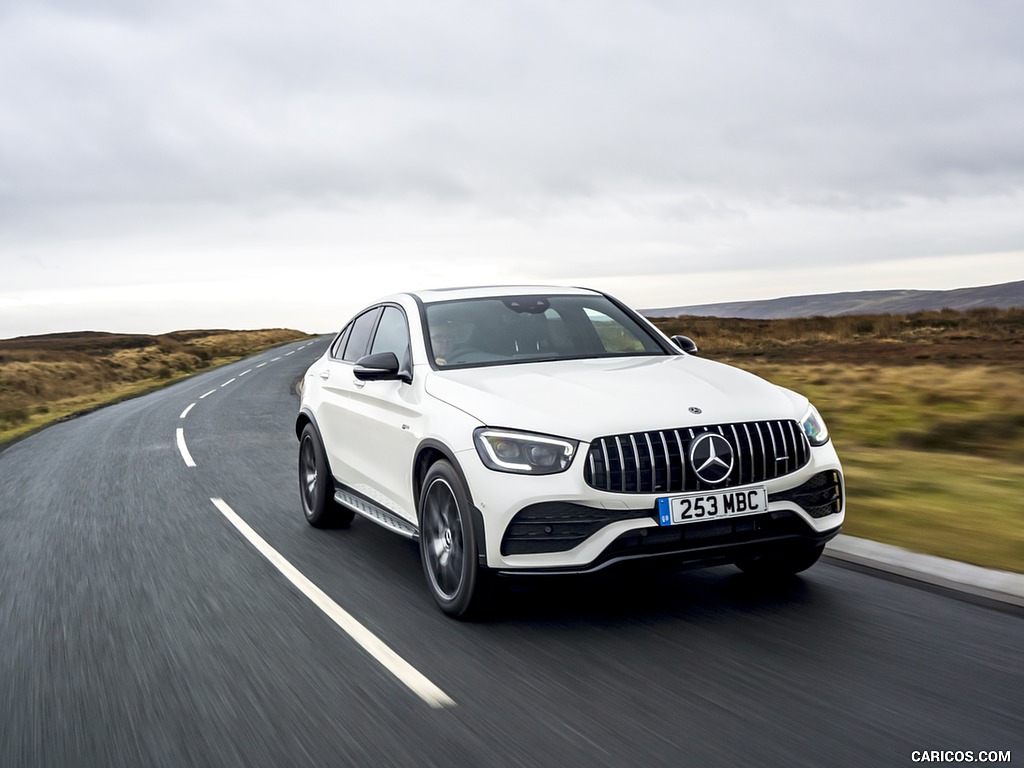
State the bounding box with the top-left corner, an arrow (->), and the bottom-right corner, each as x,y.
296,286 -> 844,617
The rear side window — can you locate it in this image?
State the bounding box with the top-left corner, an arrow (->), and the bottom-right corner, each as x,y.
329,326 -> 351,359
342,308 -> 381,362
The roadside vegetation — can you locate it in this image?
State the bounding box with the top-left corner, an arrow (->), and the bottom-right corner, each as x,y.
652,308 -> 1024,573
0,328 -> 312,449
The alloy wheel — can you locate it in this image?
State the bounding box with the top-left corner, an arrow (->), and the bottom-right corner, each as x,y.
423,478 -> 465,600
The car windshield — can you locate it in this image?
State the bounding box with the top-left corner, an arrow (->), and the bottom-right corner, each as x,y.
424,294 -> 669,368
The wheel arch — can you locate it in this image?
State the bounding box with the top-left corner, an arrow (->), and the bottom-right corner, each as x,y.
414,439 -> 488,566
296,409 -> 337,483
295,407 -> 320,441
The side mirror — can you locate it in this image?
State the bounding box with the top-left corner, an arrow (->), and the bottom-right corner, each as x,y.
354,352 -> 410,382
671,335 -> 698,355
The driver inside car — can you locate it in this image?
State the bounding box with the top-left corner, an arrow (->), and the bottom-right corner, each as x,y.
430,319 -> 472,366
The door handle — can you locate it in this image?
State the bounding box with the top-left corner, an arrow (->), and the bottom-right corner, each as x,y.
319,370 -> 330,380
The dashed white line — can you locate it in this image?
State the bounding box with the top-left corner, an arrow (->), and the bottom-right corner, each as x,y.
176,428 -> 197,467
209,497 -> 455,710
178,346 -> 321,464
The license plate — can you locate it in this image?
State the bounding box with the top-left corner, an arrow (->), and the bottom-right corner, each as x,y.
657,486 -> 768,526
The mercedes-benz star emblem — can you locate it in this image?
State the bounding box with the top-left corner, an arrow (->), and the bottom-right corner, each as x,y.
689,432 -> 734,485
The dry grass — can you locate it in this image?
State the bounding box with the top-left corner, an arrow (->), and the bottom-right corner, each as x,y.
651,307 -> 1024,366
840,447 -> 1024,574
650,308 -> 1024,572
736,363 -> 1024,461
0,328 -> 311,446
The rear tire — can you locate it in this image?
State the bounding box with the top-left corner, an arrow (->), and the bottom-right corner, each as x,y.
298,424 -> 355,528
735,543 -> 825,577
418,460 -> 490,619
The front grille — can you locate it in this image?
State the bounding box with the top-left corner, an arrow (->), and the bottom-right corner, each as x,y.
583,420 -> 811,494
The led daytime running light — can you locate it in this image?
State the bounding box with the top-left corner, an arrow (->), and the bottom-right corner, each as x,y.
473,429 -> 578,474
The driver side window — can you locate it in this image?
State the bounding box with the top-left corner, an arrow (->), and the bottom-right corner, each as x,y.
369,306 -> 411,369
342,308 -> 381,362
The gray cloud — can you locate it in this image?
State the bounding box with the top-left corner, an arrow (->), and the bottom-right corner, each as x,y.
1,0 -> 1022,335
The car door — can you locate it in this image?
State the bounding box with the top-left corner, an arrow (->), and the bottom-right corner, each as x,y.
334,305 -> 422,523
316,306 -> 381,485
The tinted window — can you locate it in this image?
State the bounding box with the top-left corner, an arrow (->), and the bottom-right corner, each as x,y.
342,308 -> 381,362
369,306 -> 411,365
424,294 -> 667,368
584,307 -> 648,353
330,325 -> 351,359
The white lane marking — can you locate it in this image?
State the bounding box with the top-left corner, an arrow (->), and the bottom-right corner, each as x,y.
239,369 -> 252,377
209,497 -> 455,709
180,403 -> 196,419
256,363 -> 268,368
221,378 -> 236,388
271,357 -> 281,362
176,428 -> 197,467
285,351 -> 295,356
200,389 -> 217,399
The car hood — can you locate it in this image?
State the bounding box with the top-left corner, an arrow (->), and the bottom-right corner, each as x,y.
423,356 -> 806,440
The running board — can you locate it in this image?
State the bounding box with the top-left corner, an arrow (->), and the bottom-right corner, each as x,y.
334,489 -> 419,539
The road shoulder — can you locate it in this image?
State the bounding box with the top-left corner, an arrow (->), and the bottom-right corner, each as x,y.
825,534 -> 1024,610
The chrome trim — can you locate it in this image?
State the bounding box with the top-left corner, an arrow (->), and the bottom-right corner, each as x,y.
644,433 -> 656,491
600,438 -> 612,492
629,434 -> 641,492
658,432 -> 671,491
674,429 -> 686,489
614,436 -> 626,493
582,419 -> 812,494
757,423 -> 765,483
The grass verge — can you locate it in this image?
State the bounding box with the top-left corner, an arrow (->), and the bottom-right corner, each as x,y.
842,446 -> 1024,574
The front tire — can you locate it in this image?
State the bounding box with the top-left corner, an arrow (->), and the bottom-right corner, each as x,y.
418,460 -> 489,618
298,424 -> 355,528
735,543 -> 825,577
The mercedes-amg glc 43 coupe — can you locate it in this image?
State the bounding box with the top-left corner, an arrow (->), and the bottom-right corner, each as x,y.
297,286 -> 844,617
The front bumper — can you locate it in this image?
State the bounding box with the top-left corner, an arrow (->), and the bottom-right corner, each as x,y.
458,438 -> 845,572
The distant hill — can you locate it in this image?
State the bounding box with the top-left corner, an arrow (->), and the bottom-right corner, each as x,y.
643,280 -> 1024,319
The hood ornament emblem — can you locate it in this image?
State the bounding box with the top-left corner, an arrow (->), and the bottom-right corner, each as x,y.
688,406 -> 702,414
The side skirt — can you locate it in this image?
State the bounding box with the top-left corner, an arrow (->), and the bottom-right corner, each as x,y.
333,488 -> 419,540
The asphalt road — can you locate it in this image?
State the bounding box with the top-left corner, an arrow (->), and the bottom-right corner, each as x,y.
1,338 -> 1020,767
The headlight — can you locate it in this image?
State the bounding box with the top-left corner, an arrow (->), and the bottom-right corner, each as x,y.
801,404 -> 830,446
473,428 -> 578,474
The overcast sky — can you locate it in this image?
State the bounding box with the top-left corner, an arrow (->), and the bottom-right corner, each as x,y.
1,0 -> 1022,337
